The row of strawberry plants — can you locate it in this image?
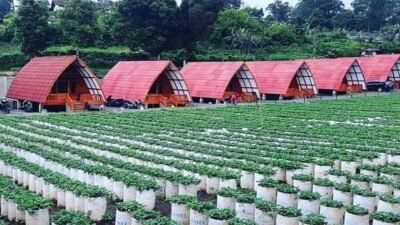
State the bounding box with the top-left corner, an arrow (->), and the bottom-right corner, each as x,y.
22,120 -> 280,177
0,131 -> 158,209
0,122 -> 242,195
1,122 -> 202,187
0,174 -> 53,225
0,147 -> 109,221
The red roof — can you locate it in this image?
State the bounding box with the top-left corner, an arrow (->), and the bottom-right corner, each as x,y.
7,56 -> 79,103
357,55 -> 400,82
101,61 -> 178,101
305,58 -> 360,90
181,61 -> 245,99
246,61 -> 306,95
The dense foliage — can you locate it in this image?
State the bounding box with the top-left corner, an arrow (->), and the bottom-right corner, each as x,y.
0,0 -> 399,72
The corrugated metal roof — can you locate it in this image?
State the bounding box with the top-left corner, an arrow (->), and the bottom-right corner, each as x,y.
180,61 -> 244,99
306,58 -> 359,90
357,55 -> 400,82
246,61 -> 306,95
101,61 -> 178,101
7,55 -> 78,103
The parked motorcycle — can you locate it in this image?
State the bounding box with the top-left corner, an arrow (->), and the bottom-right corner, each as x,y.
0,99 -> 11,114
21,100 -> 33,112
107,96 -> 143,109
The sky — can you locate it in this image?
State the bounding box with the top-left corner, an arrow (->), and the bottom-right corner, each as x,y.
176,0 -> 353,9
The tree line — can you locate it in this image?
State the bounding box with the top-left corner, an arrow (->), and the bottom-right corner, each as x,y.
0,0 -> 399,60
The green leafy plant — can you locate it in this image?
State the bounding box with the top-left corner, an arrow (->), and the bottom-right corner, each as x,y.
352,188 -> 377,197
373,176 -> 393,185
372,211 -> 400,223
334,183 -> 355,193
255,199 -> 277,212
345,205 -> 369,215
227,218 -> 257,225
298,191 -> 321,201
258,178 -> 279,188
277,206 -> 302,217
235,194 -> 256,204
205,208 -> 236,220
320,199 -> 343,208
379,194 -> 400,204
292,174 -> 314,182
167,195 -> 197,205
188,201 -> 215,213
313,178 -> 334,187
52,210 -> 91,225
351,174 -> 373,182
277,184 -> 299,194
359,164 -> 380,172
218,188 -> 238,198
300,213 -> 326,225
314,159 -> 334,166
328,168 -> 349,177
117,201 -> 144,212
141,217 -> 178,225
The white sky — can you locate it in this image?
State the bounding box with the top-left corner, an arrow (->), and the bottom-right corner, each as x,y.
176,0 -> 353,9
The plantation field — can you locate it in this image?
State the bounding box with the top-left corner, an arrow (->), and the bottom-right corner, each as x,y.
0,96 -> 400,225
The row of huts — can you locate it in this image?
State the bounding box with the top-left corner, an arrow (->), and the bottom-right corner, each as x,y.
4,54 -> 400,112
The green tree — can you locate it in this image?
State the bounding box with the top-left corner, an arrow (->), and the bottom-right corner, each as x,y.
352,0 -> 400,31
266,23 -> 299,46
0,0 -> 10,20
224,0 -> 241,9
380,24 -> 400,43
266,0 -> 291,22
60,0 -> 98,47
210,9 -> 261,47
333,9 -> 358,30
115,0 -> 179,55
15,0 -> 49,55
227,28 -> 261,54
293,0 -> 343,28
242,7 -> 264,18
96,9 -> 116,47
0,12 -> 17,42
179,0 -> 225,49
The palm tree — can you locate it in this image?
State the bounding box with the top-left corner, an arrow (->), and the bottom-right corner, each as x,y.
226,28 -> 261,54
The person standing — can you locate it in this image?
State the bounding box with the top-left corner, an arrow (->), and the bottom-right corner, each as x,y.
231,94 -> 237,106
